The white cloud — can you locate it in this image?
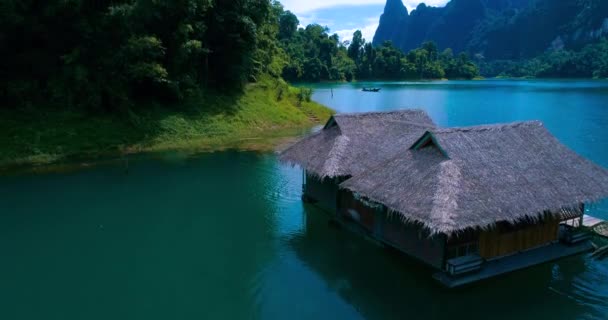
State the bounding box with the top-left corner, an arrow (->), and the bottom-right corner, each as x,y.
402,0 -> 449,12
280,0 -> 450,14
334,18 -> 379,43
281,0 -> 385,14
296,13 -> 333,28
282,0 -> 451,42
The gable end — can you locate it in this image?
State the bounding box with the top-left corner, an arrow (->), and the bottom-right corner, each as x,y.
410,132 -> 450,158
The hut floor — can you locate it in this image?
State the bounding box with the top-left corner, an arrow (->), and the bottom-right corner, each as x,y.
583,215 -> 605,228
434,240 -> 594,288
583,215 -> 608,238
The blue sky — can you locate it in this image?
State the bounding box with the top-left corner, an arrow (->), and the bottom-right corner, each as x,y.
280,0 -> 450,42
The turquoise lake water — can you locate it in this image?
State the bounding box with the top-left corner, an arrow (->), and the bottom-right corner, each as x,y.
1,80 -> 608,319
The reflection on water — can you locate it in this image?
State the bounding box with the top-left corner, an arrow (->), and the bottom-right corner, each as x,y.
0,150 -> 606,320
1,80 -> 608,319
280,205 -> 607,320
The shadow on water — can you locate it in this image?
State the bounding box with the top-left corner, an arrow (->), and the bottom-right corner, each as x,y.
287,204 -> 608,320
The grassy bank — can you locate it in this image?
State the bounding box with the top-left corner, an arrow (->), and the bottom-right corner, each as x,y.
0,77 -> 332,168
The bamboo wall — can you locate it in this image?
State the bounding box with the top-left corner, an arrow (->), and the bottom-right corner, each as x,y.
479,219 -> 560,259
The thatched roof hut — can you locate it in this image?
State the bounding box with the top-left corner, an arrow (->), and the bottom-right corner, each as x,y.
341,121 -> 608,235
279,110 -> 435,178
281,110 -> 608,285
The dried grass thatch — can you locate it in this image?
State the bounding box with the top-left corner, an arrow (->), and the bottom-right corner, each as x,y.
281,110 -> 608,235
341,121 -> 608,235
279,109 -> 436,178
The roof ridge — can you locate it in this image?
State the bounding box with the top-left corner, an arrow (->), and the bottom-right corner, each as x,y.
382,119 -> 438,128
433,121 -> 543,134
334,109 -> 427,117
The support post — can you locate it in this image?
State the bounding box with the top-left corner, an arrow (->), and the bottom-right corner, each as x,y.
579,203 -> 585,228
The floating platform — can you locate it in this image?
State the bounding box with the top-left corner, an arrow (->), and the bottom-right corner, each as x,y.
583,214 -> 605,228
433,241 -> 594,288
583,214 -> 608,238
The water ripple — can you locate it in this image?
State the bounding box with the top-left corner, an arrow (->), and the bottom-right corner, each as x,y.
550,256 -> 608,319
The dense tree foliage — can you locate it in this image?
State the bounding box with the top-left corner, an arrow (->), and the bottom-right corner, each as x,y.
361,40 -> 479,80
279,15 -> 356,82
278,20 -> 479,82
12,0 -> 605,115
0,0 -> 284,112
273,6 -> 479,82
478,39 -> 608,79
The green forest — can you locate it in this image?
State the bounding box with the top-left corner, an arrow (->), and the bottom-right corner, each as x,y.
478,40 -> 608,79
0,0 -> 337,166
1,0 -> 607,167
2,0 -> 607,113
278,13 -> 479,82
1,0 -> 285,112
1,0 -> 480,113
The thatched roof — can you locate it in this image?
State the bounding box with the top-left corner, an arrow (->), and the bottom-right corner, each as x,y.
341,121 -> 608,235
279,110 -> 436,178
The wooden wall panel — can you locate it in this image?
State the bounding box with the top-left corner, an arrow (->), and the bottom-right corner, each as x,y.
479,219 -> 560,259
337,191 -> 446,269
338,191 -> 376,232
382,216 -> 446,269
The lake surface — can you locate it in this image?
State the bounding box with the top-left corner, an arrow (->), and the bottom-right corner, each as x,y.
1,80 -> 608,320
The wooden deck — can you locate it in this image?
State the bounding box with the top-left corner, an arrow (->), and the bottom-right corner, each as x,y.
583,215 -> 605,228
583,215 -> 608,238
433,240 -> 594,288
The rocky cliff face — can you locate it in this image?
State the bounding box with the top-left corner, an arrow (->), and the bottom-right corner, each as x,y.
372,0 -> 409,47
373,0 -> 608,59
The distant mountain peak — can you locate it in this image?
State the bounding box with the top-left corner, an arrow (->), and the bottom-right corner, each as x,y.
384,0 -> 408,16
373,0 -> 409,46
372,0 -> 608,59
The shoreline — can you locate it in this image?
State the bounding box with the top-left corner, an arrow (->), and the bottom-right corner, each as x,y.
291,77 -> 608,85
0,78 -> 333,173
0,127 -> 313,176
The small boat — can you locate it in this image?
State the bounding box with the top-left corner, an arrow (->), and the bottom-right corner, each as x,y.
362,88 -> 381,92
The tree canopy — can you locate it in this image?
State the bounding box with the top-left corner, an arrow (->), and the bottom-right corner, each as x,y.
279,24 -> 479,83
0,0 -> 481,113
1,0 -> 285,112
477,39 -> 608,79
